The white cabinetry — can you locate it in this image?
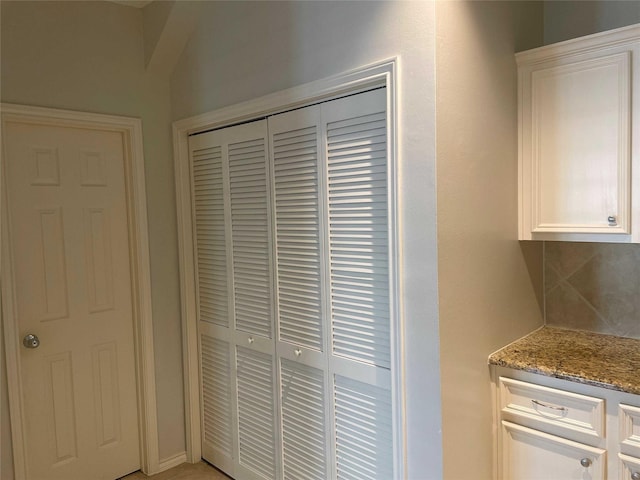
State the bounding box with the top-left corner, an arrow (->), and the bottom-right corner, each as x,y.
502,421 -> 606,480
518,24 -> 640,242
494,367 -> 640,480
620,454 -> 640,480
497,375 -> 606,479
620,404 -> 640,480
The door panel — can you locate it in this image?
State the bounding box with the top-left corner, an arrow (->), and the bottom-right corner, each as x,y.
34,206 -> 69,320
280,359 -> 327,480
323,94 -> 390,370
192,89 -> 393,480
271,122 -> 323,352
45,351 -> 78,466
334,375 -> 393,480
228,136 -> 273,339
502,421 -> 605,480
91,342 -> 121,448
192,145 -> 229,328
190,121 -> 279,480
4,122 -> 140,480
200,333 -> 234,473
84,208 -> 115,313
236,346 -> 277,480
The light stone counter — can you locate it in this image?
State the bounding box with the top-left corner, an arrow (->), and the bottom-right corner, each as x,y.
489,326 -> 640,395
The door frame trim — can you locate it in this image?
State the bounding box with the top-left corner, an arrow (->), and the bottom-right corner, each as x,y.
172,57 -> 406,477
0,103 -> 161,477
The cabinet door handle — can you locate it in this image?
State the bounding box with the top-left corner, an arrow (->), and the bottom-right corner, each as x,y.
580,458 -> 592,468
531,399 -> 568,412
631,472 -> 640,480
608,215 -> 617,226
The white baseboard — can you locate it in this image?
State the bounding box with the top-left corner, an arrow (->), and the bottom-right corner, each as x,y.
156,451 -> 188,473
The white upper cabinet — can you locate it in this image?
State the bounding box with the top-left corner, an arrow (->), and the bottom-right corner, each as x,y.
518,24 -> 640,242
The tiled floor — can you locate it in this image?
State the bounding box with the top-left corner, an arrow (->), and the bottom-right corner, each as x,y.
122,462 -> 231,480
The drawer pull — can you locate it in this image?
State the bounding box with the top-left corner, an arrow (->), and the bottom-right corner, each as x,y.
531,399 -> 568,413
580,458 -> 592,468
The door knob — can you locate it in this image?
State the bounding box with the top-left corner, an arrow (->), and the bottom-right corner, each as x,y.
22,334 -> 40,349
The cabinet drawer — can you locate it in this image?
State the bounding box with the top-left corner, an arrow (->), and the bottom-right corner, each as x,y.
621,404 -> 640,458
619,453 -> 640,480
499,377 -> 605,439
502,421 -> 606,480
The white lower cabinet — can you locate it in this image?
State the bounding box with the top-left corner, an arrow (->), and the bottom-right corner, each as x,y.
502,421 -> 606,480
619,453 -> 640,480
619,404 -> 640,480
494,368 -> 640,480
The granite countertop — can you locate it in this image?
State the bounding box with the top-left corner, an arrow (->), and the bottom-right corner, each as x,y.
489,326 -> 640,395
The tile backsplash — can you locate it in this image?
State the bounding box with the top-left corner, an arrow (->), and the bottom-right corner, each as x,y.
544,242 -> 640,338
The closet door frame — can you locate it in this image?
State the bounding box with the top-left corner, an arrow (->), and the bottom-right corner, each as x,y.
173,57 -> 403,477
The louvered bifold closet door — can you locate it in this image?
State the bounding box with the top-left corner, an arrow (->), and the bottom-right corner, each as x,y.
269,88 -> 394,480
323,89 -> 394,480
269,107 -> 330,480
189,121 -> 279,480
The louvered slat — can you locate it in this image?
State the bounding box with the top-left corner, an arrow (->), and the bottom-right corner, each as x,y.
236,346 -> 276,479
201,335 -> 233,457
229,138 -> 273,338
280,359 -> 327,480
273,126 -> 323,351
327,112 -> 390,368
192,146 -> 228,327
334,375 -> 393,480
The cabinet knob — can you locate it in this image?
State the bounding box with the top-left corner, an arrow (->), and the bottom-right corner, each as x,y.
631,472 -> 640,480
248,337 -> 254,344
580,458 -> 592,468
294,349 -> 302,356
608,215 -> 617,226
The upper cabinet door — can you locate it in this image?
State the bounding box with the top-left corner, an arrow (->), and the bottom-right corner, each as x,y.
518,25 -> 640,242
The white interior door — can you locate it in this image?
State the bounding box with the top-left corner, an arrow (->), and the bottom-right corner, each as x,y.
268,105 -> 331,480
270,89 -> 393,480
190,120 -> 279,480
3,121 -> 140,480
191,88 -> 394,480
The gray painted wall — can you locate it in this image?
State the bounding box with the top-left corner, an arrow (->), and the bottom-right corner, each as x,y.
436,2 -> 544,479
170,2 -> 442,476
544,0 -> 640,44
